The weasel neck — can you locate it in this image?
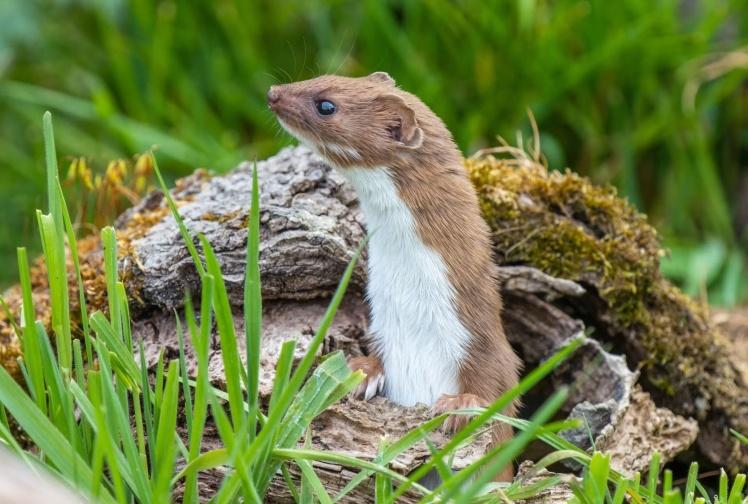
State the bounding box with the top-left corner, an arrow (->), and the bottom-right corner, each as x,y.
339,166 -> 471,406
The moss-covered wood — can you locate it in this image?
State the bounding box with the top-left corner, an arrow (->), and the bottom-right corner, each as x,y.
468,152 -> 748,470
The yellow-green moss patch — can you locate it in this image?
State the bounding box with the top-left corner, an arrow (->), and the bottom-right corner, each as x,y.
468,153 -> 748,470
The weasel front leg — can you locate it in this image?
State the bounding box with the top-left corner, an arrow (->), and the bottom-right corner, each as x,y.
347,355 -> 385,400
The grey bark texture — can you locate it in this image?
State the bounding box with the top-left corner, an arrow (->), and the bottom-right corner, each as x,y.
119,146 -> 700,502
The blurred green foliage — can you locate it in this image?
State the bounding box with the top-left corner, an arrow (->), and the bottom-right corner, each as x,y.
0,0 -> 746,304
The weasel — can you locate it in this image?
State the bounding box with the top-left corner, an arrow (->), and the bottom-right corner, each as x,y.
268,73 -> 521,478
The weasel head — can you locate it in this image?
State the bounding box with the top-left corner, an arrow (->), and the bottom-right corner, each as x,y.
268,72 -> 435,168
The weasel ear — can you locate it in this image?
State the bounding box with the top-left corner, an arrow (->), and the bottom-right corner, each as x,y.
367,71 -> 395,86
378,93 -> 423,149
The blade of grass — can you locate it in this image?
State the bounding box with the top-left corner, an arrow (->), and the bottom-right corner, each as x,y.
297,458 -> 334,504
611,479 -> 630,504
647,452 -> 661,502
441,388 -> 569,503
101,227 -> 122,343
268,340 -> 296,413
375,440 -> 395,503
43,111 -> 62,234
0,364 -> 116,504
213,239 -> 366,500
92,338 -> 150,503
245,162 -> 262,444
273,448 -> 432,495
281,462 -> 301,503
182,276 -> 214,504
727,473 -> 745,504
35,321 -> 80,465
88,370 -> 128,502
56,179 -> 93,364
152,361 -> 180,502
731,429 -> 748,446
16,247 -> 46,413
583,452 -> 611,504
299,428 -> 314,504
253,338 -> 297,485
138,337 -> 157,474
335,415 -> 446,501
151,152 -> 205,277
505,474 -> 565,501
36,211 -> 72,371
199,235 -> 245,429
41,112 -> 72,372
175,314 -> 193,435
89,311 -> 140,383
719,469 -> 729,504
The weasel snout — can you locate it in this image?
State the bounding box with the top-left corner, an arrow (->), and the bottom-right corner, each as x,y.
267,86 -> 281,108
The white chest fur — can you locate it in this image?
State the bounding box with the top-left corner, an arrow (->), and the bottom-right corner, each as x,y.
341,166 -> 471,406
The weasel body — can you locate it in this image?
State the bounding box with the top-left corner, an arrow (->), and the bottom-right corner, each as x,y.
268,74 -> 521,456
340,165 -> 470,405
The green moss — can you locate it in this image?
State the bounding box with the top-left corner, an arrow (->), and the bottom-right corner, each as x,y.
468,155 -> 748,470
469,158 -> 661,326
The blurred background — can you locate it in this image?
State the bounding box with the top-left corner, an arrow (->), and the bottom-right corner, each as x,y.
0,0 -> 746,304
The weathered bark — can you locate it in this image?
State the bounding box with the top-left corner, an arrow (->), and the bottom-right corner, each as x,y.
599,387 -> 699,475
116,146 -> 706,501
514,462 -> 577,503
712,309 -> 748,385
117,148 -> 367,312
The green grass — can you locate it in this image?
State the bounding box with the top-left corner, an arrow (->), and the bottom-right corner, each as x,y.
568,454 -> 748,504
0,0 -> 746,303
1,111 -> 746,502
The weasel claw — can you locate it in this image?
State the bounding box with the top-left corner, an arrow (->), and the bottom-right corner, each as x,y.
348,355 -> 385,401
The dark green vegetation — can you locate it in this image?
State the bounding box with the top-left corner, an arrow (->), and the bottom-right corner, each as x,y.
0,0 -> 746,301
2,111 -> 745,503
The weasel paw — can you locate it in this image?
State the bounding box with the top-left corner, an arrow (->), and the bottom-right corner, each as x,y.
348,355 -> 385,401
432,393 -> 489,433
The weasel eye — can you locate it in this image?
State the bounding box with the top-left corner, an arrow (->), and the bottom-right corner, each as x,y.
315,100 -> 336,116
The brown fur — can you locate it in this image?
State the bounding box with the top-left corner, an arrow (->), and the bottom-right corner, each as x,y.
269,74 -> 521,477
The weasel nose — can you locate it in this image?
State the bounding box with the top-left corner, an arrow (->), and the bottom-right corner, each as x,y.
267,87 -> 280,107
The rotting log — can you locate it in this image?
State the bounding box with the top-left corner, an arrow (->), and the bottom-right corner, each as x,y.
119,146 -> 704,500
0,145 -> 736,501
468,152 -> 748,471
